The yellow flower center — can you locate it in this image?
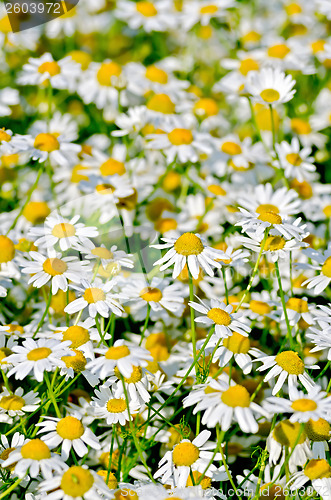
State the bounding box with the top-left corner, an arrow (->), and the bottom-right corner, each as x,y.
147,93 -> 175,114
260,89 -> 280,103
136,1 -> 157,16
291,118 -> 311,135
275,351 -> 304,374
286,153 -> 302,166
52,223 -> 76,238
115,489 -> 138,500
322,257 -> 331,278
256,204 -> 282,224
97,470 -> 118,489
174,232 -> 204,256
208,184 -> 226,196
285,2 -> 302,14
0,447 -> 15,461
97,62 -> 122,86
242,30 -> 261,43
62,326 -> 90,348
155,218 -> 178,233
223,331 -> 250,354
305,418 -> 331,442
0,129 -> 11,142
239,58 -> 259,76
323,205 -> 331,218
0,347 -> 12,363
207,307 -> 231,325
140,286 -> 163,302
259,483 -> 285,500
56,416 -> 84,440
38,61 -> 61,76
145,65 -> 168,84
304,459 -> 331,480
100,158 -> 126,176
221,385 -> 251,407
68,50 -> 91,70
193,98 -> 218,117
114,365 -> 143,383
0,395 -> 25,411
186,470 -> 212,489
200,4 -> 218,14
291,398 -> 317,412
265,235 -> 286,251
221,141 -> 242,155
21,439 -> 51,460
27,347 -> 52,361
106,398 -> 127,413
61,466 -> 94,496
62,349 -> 87,373
311,40 -> 325,54
0,235 -> 15,263
249,300 -> 271,315
91,247 -> 113,259
105,345 -> 130,360
267,44 -> 290,59
83,288 -> 106,303
172,441 -> 199,466
273,420 -> 306,447
286,297 -> 308,313
162,171 -> 181,192
42,257 -> 67,276
168,128 -> 193,146
34,133 -> 59,152
23,201 -> 50,224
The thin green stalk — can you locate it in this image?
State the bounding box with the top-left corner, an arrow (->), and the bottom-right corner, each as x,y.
189,271 -> 196,358
274,261 -> 295,350
33,291 -> 52,338
45,372 -> 61,418
139,304 -> 150,346
221,267 -> 229,304
0,477 -> 22,499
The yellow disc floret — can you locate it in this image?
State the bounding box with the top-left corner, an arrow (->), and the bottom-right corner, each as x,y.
62,349 -> 87,373
105,345 -> 130,360
140,287 -> 163,302
291,399 -> 317,412
97,62 -> 122,86
21,439 -> 51,460
273,420 -> 306,447
174,233 -> 204,256
62,326 -> 89,348
27,347 -> 52,361
107,398 -> 127,413
52,223 -> 76,238
114,365 -> 143,383
304,459 -> 331,480
221,385 -> 251,407
305,418 -> 331,441
34,133 -> 59,152
61,466 -> 94,496
260,89 -> 280,103
168,128 -> 193,146
0,235 -> 15,263
43,258 -> 67,276
265,235 -> 286,251
56,416 -> 84,440
207,308 -> 231,326
223,332 -> 250,354
172,441 -> 199,466
83,288 -> 106,303
275,351 -> 304,374
322,257 -> 331,278
286,298 -> 308,313
38,61 -> 61,76
0,395 -> 25,411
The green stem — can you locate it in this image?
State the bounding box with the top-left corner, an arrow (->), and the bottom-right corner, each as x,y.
222,267 -> 229,305
275,261 -> 295,350
139,304 -> 150,346
0,477 -> 22,499
33,290 -> 52,338
45,372 -> 61,418
189,271 -> 196,359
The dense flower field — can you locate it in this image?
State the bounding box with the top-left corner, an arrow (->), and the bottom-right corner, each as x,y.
1,0 -> 331,498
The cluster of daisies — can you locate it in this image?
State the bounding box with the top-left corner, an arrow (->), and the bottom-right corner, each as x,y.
2,0 -> 331,499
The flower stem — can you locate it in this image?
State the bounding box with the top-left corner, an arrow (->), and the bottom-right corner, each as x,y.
274,260 -> 295,349
189,271 -> 196,359
139,303 -> 150,346
33,290 -> 52,338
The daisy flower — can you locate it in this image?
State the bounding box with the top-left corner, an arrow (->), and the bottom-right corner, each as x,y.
146,123 -> 213,164
288,459 -> 331,499
114,0 -> 175,33
307,323 -> 331,360
256,350 -> 318,396
0,387 -> 40,418
1,438 -> 65,479
37,413 -> 100,460
275,138 -> 316,182
183,378 -> 268,433
64,277 -> 124,318
238,232 -> 307,262
264,386 -> 331,423
29,213 -> 98,251
0,432 -> 25,468
189,298 -> 251,338
91,386 -> 140,425
83,243 -> 134,272
87,339 -> 152,379
20,250 -> 88,294
297,246 -> 331,294
104,366 -> 151,404
210,331 -> 262,374
246,67 -> 296,105
122,276 -> 185,322
152,232 -> 227,279
38,465 -> 114,499
60,348 -> 99,387
181,0 -> 236,30
154,430 -> 221,488
17,52 -> 80,90
5,338 -> 72,383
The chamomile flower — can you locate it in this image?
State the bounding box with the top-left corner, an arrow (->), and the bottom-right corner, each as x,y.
0,432 -> 25,468
1,438 -> 66,478
238,232 -> 307,261
38,465 -> 114,499
64,278 -> 124,318
154,430 -> 221,488
78,60 -> 125,109
152,232 -> 227,279
83,243 -> 134,272
87,339 -> 152,379
297,246 -> 331,294
181,0 -> 236,30
5,338 -> 72,383
29,213 -> 98,251
20,250 -> 87,294
189,298 -> 251,338
91,386 -> 140,425
264,386 -> 331,423
115,0 -> 175,32
104,365 -> 151,404
210,331 -> 261,374
183,378 -> 268,433
37,414 -> 100,460
256,350 -> 318,396
275,138 -> 316,182
0,387 -> 40,417
246,67 -> 296,105
288,459 -> 331,499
